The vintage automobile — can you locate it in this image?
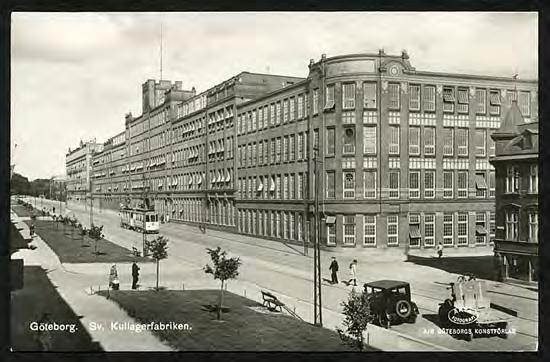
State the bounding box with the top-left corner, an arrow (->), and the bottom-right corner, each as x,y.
363,280 -> 420,328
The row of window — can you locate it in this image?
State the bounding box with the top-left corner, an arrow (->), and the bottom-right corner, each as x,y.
323,126 -> 495,158
238,132 -> 308,168
237,93 -> 309,135
316,82 -> 532,117
237,209 -> 305,242
326,169 -> 495,200
326,211 -> 495,246
238,173 -> 307,200
175,94 -> 207,119
506,165 -> 538,194
505,208 -> 538,243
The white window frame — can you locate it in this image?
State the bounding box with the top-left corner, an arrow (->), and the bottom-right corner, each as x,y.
443,213 -> 454,246
342,82 -> 356,109
505,210 -> 518,241
363,215 -> 376,246
343,171 -> 356,199
424,127 -> 435,156
389,170 -> 400,199
475,212 -> 487,245
409,170 -> 420,199
519,91 -> 531,117
409,213 -> 421,247
423,85 -> 436,112
443,128 -> 454,156
325,84 -> 335,110
476,172 -> 487,198
457,87 -> 469,114
343,215 -> 356,245
476,88 -> 487,115
409,84 -> 420,111
457,212 -> 468,246
457,128 -> 469,156
387,215 -> 399,246
363,170 -> 376,199
363,82 -> 377,109
363,126 -> 377,154
409,127 -> 420,155
506,166 -> 520,194
343,127 -> 355,155
423,213 -> 435,247
389,126 -> 400,155
424,170 -> 435,199
475,129 -> 486,157
443,87 -> 455,113
388,83 -> 400,110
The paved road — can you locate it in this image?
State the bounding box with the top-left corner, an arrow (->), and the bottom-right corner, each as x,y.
23,197 -> 538,351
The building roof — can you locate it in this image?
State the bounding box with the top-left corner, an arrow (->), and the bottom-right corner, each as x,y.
364,280 -> 410,289
494,101 -> 525,136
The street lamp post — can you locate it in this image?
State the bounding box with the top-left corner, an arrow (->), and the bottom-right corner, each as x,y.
313,147 -> 323,327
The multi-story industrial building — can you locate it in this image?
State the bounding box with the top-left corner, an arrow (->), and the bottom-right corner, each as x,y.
74,50 -> 538,252
65,140 -> 103,202
490,102 -> 538,284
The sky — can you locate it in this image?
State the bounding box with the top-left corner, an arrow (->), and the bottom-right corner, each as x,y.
11,12 -> 538,180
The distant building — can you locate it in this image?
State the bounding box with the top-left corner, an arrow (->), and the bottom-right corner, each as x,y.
65,140 -> 103,201
74,51 -> 538,253
490,102 -> 538,284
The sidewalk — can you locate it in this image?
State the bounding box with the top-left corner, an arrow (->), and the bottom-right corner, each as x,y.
10,212 -> 173,351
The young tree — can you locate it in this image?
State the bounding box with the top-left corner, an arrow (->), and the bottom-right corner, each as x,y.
337,289 -> 375,352
77,223 -> 88,245
203,247 -> 241,321
88,225 -> 104,255
147,236 -> 169,291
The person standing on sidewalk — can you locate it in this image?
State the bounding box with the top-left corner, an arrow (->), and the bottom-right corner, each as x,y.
329,257 -> 339,284
109,264 -> 119,290
348,259 -> 358,286
436,242 -> 444,259
131,261 -> 140,289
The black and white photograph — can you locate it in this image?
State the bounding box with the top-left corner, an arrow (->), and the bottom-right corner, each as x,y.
8,11 -> 539,352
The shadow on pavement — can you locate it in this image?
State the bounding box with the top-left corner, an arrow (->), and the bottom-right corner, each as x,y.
406,255 -> 499,281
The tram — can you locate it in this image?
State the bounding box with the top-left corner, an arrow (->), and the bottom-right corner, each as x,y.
120,206 -> 160,234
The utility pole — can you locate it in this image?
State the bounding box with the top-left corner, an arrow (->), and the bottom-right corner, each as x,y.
142,173 -> 149,257
313,147 -> 322,327
90,178 -> 94,227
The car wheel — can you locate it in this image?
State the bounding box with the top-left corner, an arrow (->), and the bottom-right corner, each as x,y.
395,300 -> 412,319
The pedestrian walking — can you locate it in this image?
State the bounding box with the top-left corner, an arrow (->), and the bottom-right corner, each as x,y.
436,242 -> 444,259
329,257 -> 339,284
29,223 -> 35,237
132,261 -> 140,290
348,259 -> 358,286
109,264 -> 119,290
34,313 -> 53,351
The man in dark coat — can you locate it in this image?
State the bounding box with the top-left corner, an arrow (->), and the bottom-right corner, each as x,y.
132,261 -> 140,289
329,257 -> 339,284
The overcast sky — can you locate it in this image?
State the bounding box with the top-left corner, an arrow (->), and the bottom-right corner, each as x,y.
11,12 -> 537,180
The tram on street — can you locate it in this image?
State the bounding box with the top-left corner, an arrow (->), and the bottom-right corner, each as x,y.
120,206 -> 160,234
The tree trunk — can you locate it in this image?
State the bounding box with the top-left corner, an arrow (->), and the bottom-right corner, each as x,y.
156,259 -> 160,291
217,280 -> 224,320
